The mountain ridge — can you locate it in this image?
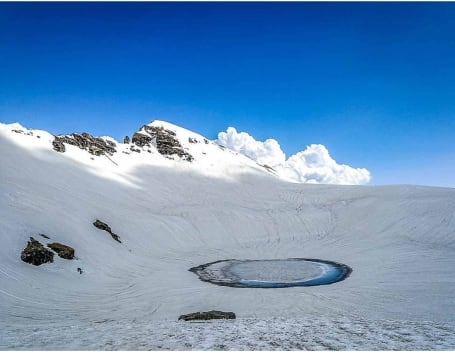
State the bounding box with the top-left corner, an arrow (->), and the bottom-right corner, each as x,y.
1,120 -> 282,183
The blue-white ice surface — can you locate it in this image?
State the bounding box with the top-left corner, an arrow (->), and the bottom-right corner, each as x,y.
193,259 -> 351,288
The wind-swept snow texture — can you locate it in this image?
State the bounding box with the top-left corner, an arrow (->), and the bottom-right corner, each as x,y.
1,121 -> 454,350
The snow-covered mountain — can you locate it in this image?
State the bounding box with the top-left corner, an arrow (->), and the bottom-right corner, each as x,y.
1,120 -> 454,350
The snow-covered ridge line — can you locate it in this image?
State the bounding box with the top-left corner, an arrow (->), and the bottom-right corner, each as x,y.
0,120 -> 277,183
0,120 -> 370,185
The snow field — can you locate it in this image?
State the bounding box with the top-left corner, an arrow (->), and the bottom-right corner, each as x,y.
1,121 -> 454,350
2,317 -> 454,350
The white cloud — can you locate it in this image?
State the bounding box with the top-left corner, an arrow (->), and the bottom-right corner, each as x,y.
279,144 -> 371,185
217,127 -> 371,185
217,127 -> 285,167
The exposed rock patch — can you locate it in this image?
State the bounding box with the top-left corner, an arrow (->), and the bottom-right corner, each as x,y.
178,310 -> 236,321
131,132 -> 152,147
21,237 -> 54,266
47,242 -> 75,260
52,137 -> 66,153
261,164 -> 276,173
52,133 -> 117,156
123,135 -> 130,144
132,125 -> 194,162
93,219 -> 121,243
11,129 -> 33,136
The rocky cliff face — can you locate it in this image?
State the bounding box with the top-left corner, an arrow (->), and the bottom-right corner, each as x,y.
52,133 -> 117,156
50,122 -> 194,162
132,124 -> 194,162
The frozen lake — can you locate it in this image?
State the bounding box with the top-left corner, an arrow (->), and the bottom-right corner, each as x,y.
190,258 -> 352,288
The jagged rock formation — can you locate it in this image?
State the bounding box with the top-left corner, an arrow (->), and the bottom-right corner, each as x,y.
93,219 -> 121,243
21,237 -> 54,266
132,125 -> 193,162
52,137 -> 66,153
178,310 -> 236,321
47,242 -> 75,260
131,131 -> 151,147
48,122 -> 195,162
52,133 -> 117,156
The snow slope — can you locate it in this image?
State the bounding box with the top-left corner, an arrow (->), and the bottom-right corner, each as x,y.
0,121 -> 454,350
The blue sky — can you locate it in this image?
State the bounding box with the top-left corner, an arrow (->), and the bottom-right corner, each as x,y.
1,2 -> 454,187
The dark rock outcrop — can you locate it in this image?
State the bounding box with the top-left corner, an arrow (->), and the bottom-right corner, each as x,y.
131,132 -> 152,147
261,164 -> 276,172
178,310 -> 236,321
21,237 -> 54,266
123,136 -> 130,144
52,133 -> 117,156
52,137 -> 66,153
132,125 -> 194,162
11,129 -> 33,136
47,242 -> 75,260
93,219 -> 121,243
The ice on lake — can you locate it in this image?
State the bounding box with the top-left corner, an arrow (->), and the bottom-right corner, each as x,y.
190,258 -> 352,288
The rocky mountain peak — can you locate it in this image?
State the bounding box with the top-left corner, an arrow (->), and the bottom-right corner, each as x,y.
131,122 -> 194,162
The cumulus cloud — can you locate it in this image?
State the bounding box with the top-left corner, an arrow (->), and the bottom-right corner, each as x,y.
279,144 -> 371,185
217,127 -> 371,185
217,127 -> 286,167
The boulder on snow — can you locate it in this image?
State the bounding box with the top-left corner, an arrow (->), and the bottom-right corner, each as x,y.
123,135 -> 130,144
93,219 -> 121,243
21,237 -> 54,266
178,310 -> 236,321
47,242 -> 75,260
